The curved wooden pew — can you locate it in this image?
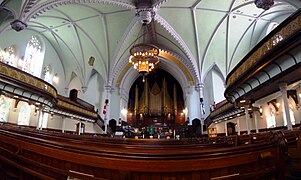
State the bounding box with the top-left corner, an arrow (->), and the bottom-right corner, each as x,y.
0,125 -> 289,180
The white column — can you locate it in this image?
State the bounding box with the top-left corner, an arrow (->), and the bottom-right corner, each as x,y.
62,117 -> 66,133
254,111 -> 259,133
186,86 -> 201,124
200,118 -> 204,135
104,85 -> 112,134
36,109 -> 43,130
40,111 -> 45,130
252,103 -> 261,133
119,88 -> 128,124
78,121 -> 82,135
237,119 -> 240,135
225,122 -> 228,136
279,83 -> 293,130
244,105 -> 250,134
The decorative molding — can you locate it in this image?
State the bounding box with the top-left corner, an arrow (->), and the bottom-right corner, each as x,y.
267,99 -> 279,112
287,90 -> 298,106
0,62 -> 57,99
153,15 -> 200,84
109,18 -> 140,87
23,0 -> 136,21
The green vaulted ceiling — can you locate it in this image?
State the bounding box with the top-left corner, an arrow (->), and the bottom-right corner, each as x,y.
0,0 -> 300,88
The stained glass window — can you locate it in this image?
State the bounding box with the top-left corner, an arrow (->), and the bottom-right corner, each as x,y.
0,46 -> 17,66
266,107 -> 276,128
22,36 -> 44,77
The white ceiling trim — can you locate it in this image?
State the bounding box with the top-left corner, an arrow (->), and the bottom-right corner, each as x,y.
154,14 -> 200,84
109,17 -> 139,86
26,23 -> 68,81
22,0 -> 135,21
153,0 -> 168,9
200,13 -> 228,82
192,7 -> 201,78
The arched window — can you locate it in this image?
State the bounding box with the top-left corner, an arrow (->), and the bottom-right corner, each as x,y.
0,95 -> 11,122
0,46 -> 17,66
22,36 -> 44,77
282,104 -> 296,126
17,102 -> 31,126
266,107 -> 276,128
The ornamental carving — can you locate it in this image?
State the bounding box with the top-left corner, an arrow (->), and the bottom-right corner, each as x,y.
0,62 -> 57,98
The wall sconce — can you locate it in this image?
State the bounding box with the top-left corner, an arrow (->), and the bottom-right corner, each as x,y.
259,107 -> 263,116
267,99 -> 279,112
53,73 -> 59,84
287,90 -> 299,107
121,108 -> 128,117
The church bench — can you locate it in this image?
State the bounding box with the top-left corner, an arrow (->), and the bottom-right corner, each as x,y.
0,126 -> 285,180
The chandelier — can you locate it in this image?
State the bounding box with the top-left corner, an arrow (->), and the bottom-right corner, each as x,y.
255,0 -> 274,10
129,9 -> 159,81
129,43 -> 159,74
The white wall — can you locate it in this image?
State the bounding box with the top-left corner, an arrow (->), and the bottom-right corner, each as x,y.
81,73 -> 103,112
62,118 -> 102,133
47,115 -> 64,130
212,70 -> 225,103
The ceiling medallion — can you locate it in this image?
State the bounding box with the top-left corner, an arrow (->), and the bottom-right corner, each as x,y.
255,0 -> 274,10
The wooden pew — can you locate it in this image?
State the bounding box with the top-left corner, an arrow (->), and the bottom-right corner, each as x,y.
0,125 -> 286,180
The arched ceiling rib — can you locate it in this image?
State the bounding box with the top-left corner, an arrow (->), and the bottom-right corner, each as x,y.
0,0 -> 300,91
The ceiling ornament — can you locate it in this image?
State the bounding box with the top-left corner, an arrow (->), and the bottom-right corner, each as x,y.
136,9 -> 155,25
254,0 -> 274,10
10,19 -> 27,32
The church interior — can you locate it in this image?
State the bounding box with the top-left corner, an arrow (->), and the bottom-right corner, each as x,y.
0,0 -> 300,179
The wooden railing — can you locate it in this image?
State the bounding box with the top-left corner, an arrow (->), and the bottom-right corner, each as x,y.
0,61 -> 57,106
0,124 -> 296,179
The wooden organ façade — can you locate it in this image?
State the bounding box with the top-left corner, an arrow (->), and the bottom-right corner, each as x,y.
127,69 -> 185,127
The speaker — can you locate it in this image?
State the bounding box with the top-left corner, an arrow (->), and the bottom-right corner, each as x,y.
69,89 -> 78,101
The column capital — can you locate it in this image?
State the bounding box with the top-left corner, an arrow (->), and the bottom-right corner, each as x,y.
195,83 -> 204,93
279,83 -> 287,92
105,85 -> 114,93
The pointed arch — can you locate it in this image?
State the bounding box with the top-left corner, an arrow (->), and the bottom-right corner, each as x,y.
202,63 -> 226,84
22,35 -> 45,77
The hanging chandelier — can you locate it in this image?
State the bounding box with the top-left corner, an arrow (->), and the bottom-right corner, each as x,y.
129,43 -> 159,74
129,8 -> 159,81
